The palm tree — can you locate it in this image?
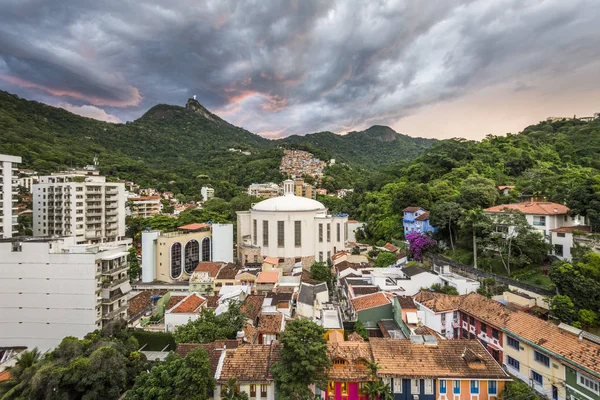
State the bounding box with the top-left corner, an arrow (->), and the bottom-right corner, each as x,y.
222,378 -> 249,400
458,208 -> 488,269
362,361 -> 394,400
0,348 -> 42,399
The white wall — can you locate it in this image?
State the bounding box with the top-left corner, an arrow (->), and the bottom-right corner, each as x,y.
142,230 -> 161,282
164,312 -> 199,332
212,224 -> 234,263
0,155 -> 21,238
550,232 -> 573,261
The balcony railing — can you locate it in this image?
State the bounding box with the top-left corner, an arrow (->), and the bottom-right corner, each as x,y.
102,290 -> 126,304
102,276 -> 129,288
102,304 -> 128,320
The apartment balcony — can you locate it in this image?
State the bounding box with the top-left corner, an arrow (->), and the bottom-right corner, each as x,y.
102,276 -> 129,289
101,263 -> 128,276
102,304 -> 128,320
105,189 -> 119,195
102,290 -> 126,304
106,216 -> 118,223
87,211 -> 103,217
85,231 -> 103,239
106,210 -> 118,217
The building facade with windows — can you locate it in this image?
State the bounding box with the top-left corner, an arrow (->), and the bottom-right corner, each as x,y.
0,236 -> 131,351
402,207 -> 436,236
32,173 -> 126,244
141,223 -> 233,283
237,180 -> 347,271
0,154 -> 21,239
126,195 -> 161,218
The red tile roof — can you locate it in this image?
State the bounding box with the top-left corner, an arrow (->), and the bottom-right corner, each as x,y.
498,185 -> 515,190
484,202 -> 570,215
178,223 -> 210,231
413,290 -> 464,312
218,343 -> 280,383
263,256 -> 280,265
166,295 -> 186,310
204,295 -> 220,309
169,293 -> 206,313
194,261 -> 223,277
351,292 -> 392,312
257,313 -> 284,334
415,211 -> 430,221
327,341 -> 374,382
127,289 -> 167,317
256,271 -> 280,284
403,206 -> 423,212
216,263 -> 243,280
0,370 -> 11,382
550,225 -> 591,233
241,295 -> 265,321
383,242 -> 399,252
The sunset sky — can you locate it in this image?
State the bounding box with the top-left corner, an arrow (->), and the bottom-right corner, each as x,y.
1,0 -> 599,140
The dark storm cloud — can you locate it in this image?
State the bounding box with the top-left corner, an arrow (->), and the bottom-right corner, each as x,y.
1,0 -> 599,135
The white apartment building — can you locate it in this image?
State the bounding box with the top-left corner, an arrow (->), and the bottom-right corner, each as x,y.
201,186 -> 215,202
127,195 -> 162,218
247,182 -> 281,199
0,236 -> 132,351
0,154 -> 21,239
33,173 -> 126,244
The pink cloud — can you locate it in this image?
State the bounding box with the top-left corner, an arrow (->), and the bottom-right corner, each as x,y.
58,103 -> 122,123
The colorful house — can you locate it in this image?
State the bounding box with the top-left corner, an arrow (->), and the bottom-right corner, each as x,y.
370,337 -> 510,400
349,292 -> 395,329
325,339 -> 374,400
403,207 -> 436,236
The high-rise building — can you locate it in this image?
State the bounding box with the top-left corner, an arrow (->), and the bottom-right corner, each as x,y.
33,173 -> 126,244
0,236 -> 132,351
0,154 -> 22,239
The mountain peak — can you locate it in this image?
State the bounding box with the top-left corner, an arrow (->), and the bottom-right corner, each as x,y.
185,98 -> 224,124
352,125 -> 398,142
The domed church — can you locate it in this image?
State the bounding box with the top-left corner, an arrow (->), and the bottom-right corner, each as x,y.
237,180 -> 348,272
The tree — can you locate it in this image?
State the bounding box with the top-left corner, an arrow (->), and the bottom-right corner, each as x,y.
353,321 -> 368,340
222,378 -> 250,400
374,251 -> 397,268
173,301 -> 245,344
310,262 -> 332,286
567,175 -> 600,232
429,201 -> 462,252
500,380 -> 541,400
430,283 -> 459,295
457,175 -> 498,210
458,208 -> 490,269
0,348 -> 42,399
576,309 -> 598,329
363,362 -> 393,400
406,232 -> 436,260
483,210 -> 551,275
550,295 -> 577,324
549,259 -> 600,315
125,347 -> 214,400
127,247 -> 141,281
271,319 -> 331,400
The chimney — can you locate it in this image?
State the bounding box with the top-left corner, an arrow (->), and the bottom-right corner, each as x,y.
554,208 -> 558,213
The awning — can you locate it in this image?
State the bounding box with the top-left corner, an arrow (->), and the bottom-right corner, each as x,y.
487,342 -> 502,351
101,251 -> 128,261
120,282 -> 132,294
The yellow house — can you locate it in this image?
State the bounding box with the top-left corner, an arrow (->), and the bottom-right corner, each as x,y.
213,263 -> 242,295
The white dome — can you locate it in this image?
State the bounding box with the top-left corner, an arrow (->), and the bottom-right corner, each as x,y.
252,194 -> 326,212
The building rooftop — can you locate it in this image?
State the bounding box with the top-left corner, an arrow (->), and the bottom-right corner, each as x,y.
257,313 -> 284,334
327,341 -> 374,382
168,293 -> 206,314
401,265 -> 428,277
240,295 -> 265,321
484,202 -> 570,215
256,271 -> 280,284
178,223 -> 211,231
403,206 -> 424,212
351,292 -> 392,312
218,343 -> 281,383
415,211 -> 430,221
297,282 -> 328,305
263,256 -> 280,265
413,290 -> 464,312
550,225 -> 591,233
194,261 -> 223,277
252,193 -> 326,212
215,263 -> 243,280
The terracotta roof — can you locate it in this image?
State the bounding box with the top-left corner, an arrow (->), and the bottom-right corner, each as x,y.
241,295 -> 265,321
460,292 -> 513,328
300,269 -> 322,285
484,202 -> 570,215
216,263 -> 243,280
243,323 -> 258,343
178,223 -> 210,231
169,293 -> 206,313
498,185 -> 515,190
413,290 -> 464,312
415,211 -> 430,221
194,261 -> 223,277
396,295 -> 416,310
175,343 -> 223,376
166,295 -> 186,310
204,295 -> 220,309
383,242 -> 399,252
256,271 -> 280,284
327,342 -> 374,382
0,370 -> 11,382
332,250 -> 348,261
351,292 -> 392,312
403,206 -> 423,212
263,256 -> 280,265
350,285 -> 380,296
258,313 -> 284,334
413,325 -> 442,337
370,338 -> 509,379
127,289 -> 167,317
218,343 -> 280,383
348,332 -> 365,342
550,225 -> 591,233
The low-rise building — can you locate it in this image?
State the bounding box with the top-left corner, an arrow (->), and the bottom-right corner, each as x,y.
413,290 -> 463,339
189,261 -> 225,295
201,186 -> 215,202
214,263 -> 244,295
247,183 -> 281,199
164,293 -> 207,332
256,312 -> 285,345
256,271 -> 280,295
127,195 -> 162,218
403,207 -> 436,236
349,292 -> 395,329
296,282 -> 329,319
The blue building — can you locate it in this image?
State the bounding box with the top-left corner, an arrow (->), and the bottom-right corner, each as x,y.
403,206 -> 436,236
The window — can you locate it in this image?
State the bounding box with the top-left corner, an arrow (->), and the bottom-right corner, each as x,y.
557,232 -> 566,238
327,251 -> 331,262
492,328 -> 499,340
507,335 -> 520,350
319,252 -> 323,262
578,372 -> 600,394
489,381 -> 497,395
453,310 -> 458,321
328,381 -> 335,392
170,242 -> 182,279
183,240 -> 200,274
358,382 -> 366,395
201,237 -> 211,261
341,382 -> 348,396
424,379 -> 433,394
480,323 -> 487,334
531,370 -> 543,385
441,313 -> 446,326
253,219 -> 257,245
471,380 -> 479,394
263,221 -> 269,246
393,378 -> 402,393
337,223 -> 340,242
411,379 -> 420,394
344,222 -> 348,241
554,244 -> 564,257
327,224 -> 331,242
534,350 -> 550,367
439,380 -> 447,394
250,384 -> 256,398
453,380 -> 460,394
277,221 -> 284,247
333,358 -> 347,366
294,221 -> 301,247
469,316 -> 475,325
260,384 -> 267,397
319,223 -> 323,242
507,356 -> 520,371
533,216 -> 546,226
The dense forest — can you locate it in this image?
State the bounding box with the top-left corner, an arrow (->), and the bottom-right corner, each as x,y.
0,91 -> 435,199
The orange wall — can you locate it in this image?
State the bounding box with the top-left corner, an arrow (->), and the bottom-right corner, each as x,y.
437,379 -> 506,400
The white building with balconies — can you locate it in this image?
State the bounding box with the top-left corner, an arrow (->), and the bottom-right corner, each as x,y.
0,154 -> 21,239
0,236 -> 132,351
32,173 -> 126,244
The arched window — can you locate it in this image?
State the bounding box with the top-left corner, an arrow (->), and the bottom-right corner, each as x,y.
170,242 -> 182,279
202,237 -> 211,261
184,240 -> 200,274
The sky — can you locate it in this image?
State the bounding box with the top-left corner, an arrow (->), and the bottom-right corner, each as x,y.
1,0 -> 600,140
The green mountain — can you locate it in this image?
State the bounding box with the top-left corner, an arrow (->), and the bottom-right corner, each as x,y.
279,125 -> 437,168
0,91 -> 435,198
